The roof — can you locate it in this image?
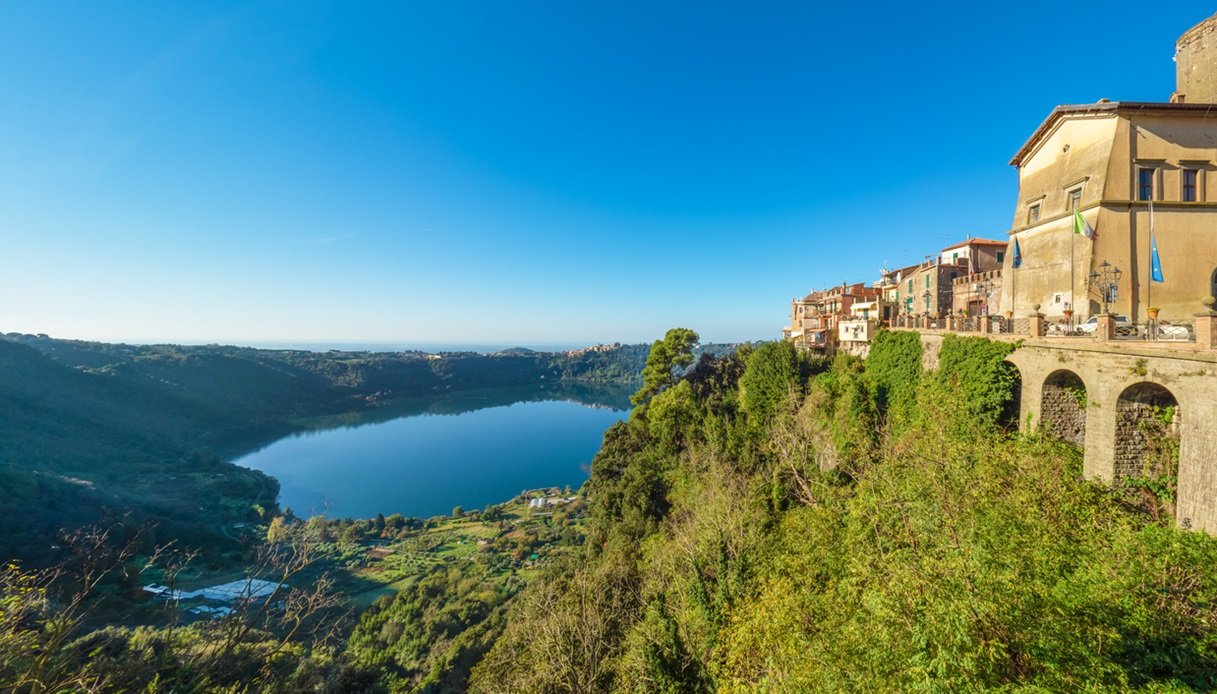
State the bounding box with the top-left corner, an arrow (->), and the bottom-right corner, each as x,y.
1010,101 -> 1217,167
940,238 -> 1008,252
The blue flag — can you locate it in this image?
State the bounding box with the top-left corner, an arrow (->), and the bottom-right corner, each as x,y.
1012,237 -> 1022,269
1150,233 -> 1164,283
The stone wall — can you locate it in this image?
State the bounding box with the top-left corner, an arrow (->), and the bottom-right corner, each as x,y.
837,341 -> 870,359
919,333 -> 942,372
1114,399 -> 1181,481
1003,340 -> 1217,531
1041,377 -> 1086,447
1175,12 -> 1217,103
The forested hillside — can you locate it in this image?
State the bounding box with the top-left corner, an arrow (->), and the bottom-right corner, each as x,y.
4,329 -> 1214,692
465,330 -> 1216,692
0,334 -> 651,565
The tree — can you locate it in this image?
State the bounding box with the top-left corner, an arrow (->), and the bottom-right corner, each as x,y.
266,516 -> 290,543
631,328 -> 699,407
452,506 -> 464,518
739,340 -> 803,430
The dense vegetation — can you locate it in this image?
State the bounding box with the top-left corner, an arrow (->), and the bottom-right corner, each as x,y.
4,328 -> 1212,692
463,329 -> 1213,692
0,490 -> 587,693
0,334 -> 650,565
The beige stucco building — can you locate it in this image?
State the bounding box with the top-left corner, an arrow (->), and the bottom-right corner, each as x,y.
784,283 -> 880,353
1000,13 -> 1217,323
889,239 -> 1005,318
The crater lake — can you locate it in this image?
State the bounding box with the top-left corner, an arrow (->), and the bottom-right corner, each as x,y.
233,383 -> 631,520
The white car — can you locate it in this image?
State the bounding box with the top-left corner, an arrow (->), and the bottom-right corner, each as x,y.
1075,315 -> 1133,334
1156,323 -> 1192,339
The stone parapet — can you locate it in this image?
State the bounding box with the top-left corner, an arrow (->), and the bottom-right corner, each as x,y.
1195,313 -> 1217,349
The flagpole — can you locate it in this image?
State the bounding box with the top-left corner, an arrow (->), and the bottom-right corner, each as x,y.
1070,216 -> 1075,326
1147,195 -> 1154,325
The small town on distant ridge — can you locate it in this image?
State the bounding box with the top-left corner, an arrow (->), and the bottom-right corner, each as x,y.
785,12 -> 1217,357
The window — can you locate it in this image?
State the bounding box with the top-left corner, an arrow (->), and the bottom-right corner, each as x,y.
1138,168 -> 1155,201
997,251 -> 1005,263
925,275 -> 930,288
908,279 -> 913,293
952,252 -> 959,263
1183,168 -> 1198,202
1068,188 -> 1082,211
1027,203 -> 1040,224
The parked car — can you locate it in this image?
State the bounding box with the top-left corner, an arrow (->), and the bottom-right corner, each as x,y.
1156,322 -> 1192,339
1076,315 -> 1133,334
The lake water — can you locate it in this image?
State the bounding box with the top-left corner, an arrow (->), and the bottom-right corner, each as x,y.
233,384 -> 631,520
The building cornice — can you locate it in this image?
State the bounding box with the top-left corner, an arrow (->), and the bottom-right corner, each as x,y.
1010,101 -> 1217,167
1007,200 -> 1217,234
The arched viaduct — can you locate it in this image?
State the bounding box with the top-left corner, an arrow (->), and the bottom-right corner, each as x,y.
917,333 -> 1217,532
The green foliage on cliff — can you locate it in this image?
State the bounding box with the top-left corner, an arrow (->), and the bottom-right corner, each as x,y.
464,333 -> 1217,692
738,340 -> 819,432
863,328 -> 923,428
932,333 -> 1020,430
347,568 -> 518,692
632,328 -> 699,407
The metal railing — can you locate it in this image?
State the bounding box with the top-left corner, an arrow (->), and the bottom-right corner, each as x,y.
879,313 -> 1196,344
1147,321 -> 1194,342
1044,319 -> 1085,338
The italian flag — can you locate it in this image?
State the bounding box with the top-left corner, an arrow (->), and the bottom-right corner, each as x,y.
1073,209 -> 1096,240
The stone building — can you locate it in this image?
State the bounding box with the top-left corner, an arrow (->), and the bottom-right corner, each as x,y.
784,283 -> 879,353
886,239 -> 1007,319
952,268 -> 1003,317
784,290 -> 826,350
940,238 -> 1008,316
896,261 -> 961,318
938,238 -> 1008,277
1000,12 -> 1217,323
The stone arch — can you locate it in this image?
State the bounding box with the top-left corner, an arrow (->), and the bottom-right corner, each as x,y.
1040,369 -> 1087,446
1114,382 -> 1181,481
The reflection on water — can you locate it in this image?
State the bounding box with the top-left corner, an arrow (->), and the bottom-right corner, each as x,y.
234,383 -> 632,520
297,382 -> 633,432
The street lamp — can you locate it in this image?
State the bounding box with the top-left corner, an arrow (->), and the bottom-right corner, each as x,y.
972,278 -> 994,315
922,289 -> 932,317
1088,260 -> 1123,315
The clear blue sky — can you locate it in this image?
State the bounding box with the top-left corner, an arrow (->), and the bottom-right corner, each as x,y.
0,2 -> 1206,346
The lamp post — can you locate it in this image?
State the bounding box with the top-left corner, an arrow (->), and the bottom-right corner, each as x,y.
1088,260 -> 1123,315
922,289 -> 932,317
972,278 -> 994,316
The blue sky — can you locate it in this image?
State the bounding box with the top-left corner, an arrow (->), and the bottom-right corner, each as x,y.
0,2 -> 1206,346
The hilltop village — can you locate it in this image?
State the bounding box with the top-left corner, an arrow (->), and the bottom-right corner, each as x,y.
786,13 -> 1217,357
